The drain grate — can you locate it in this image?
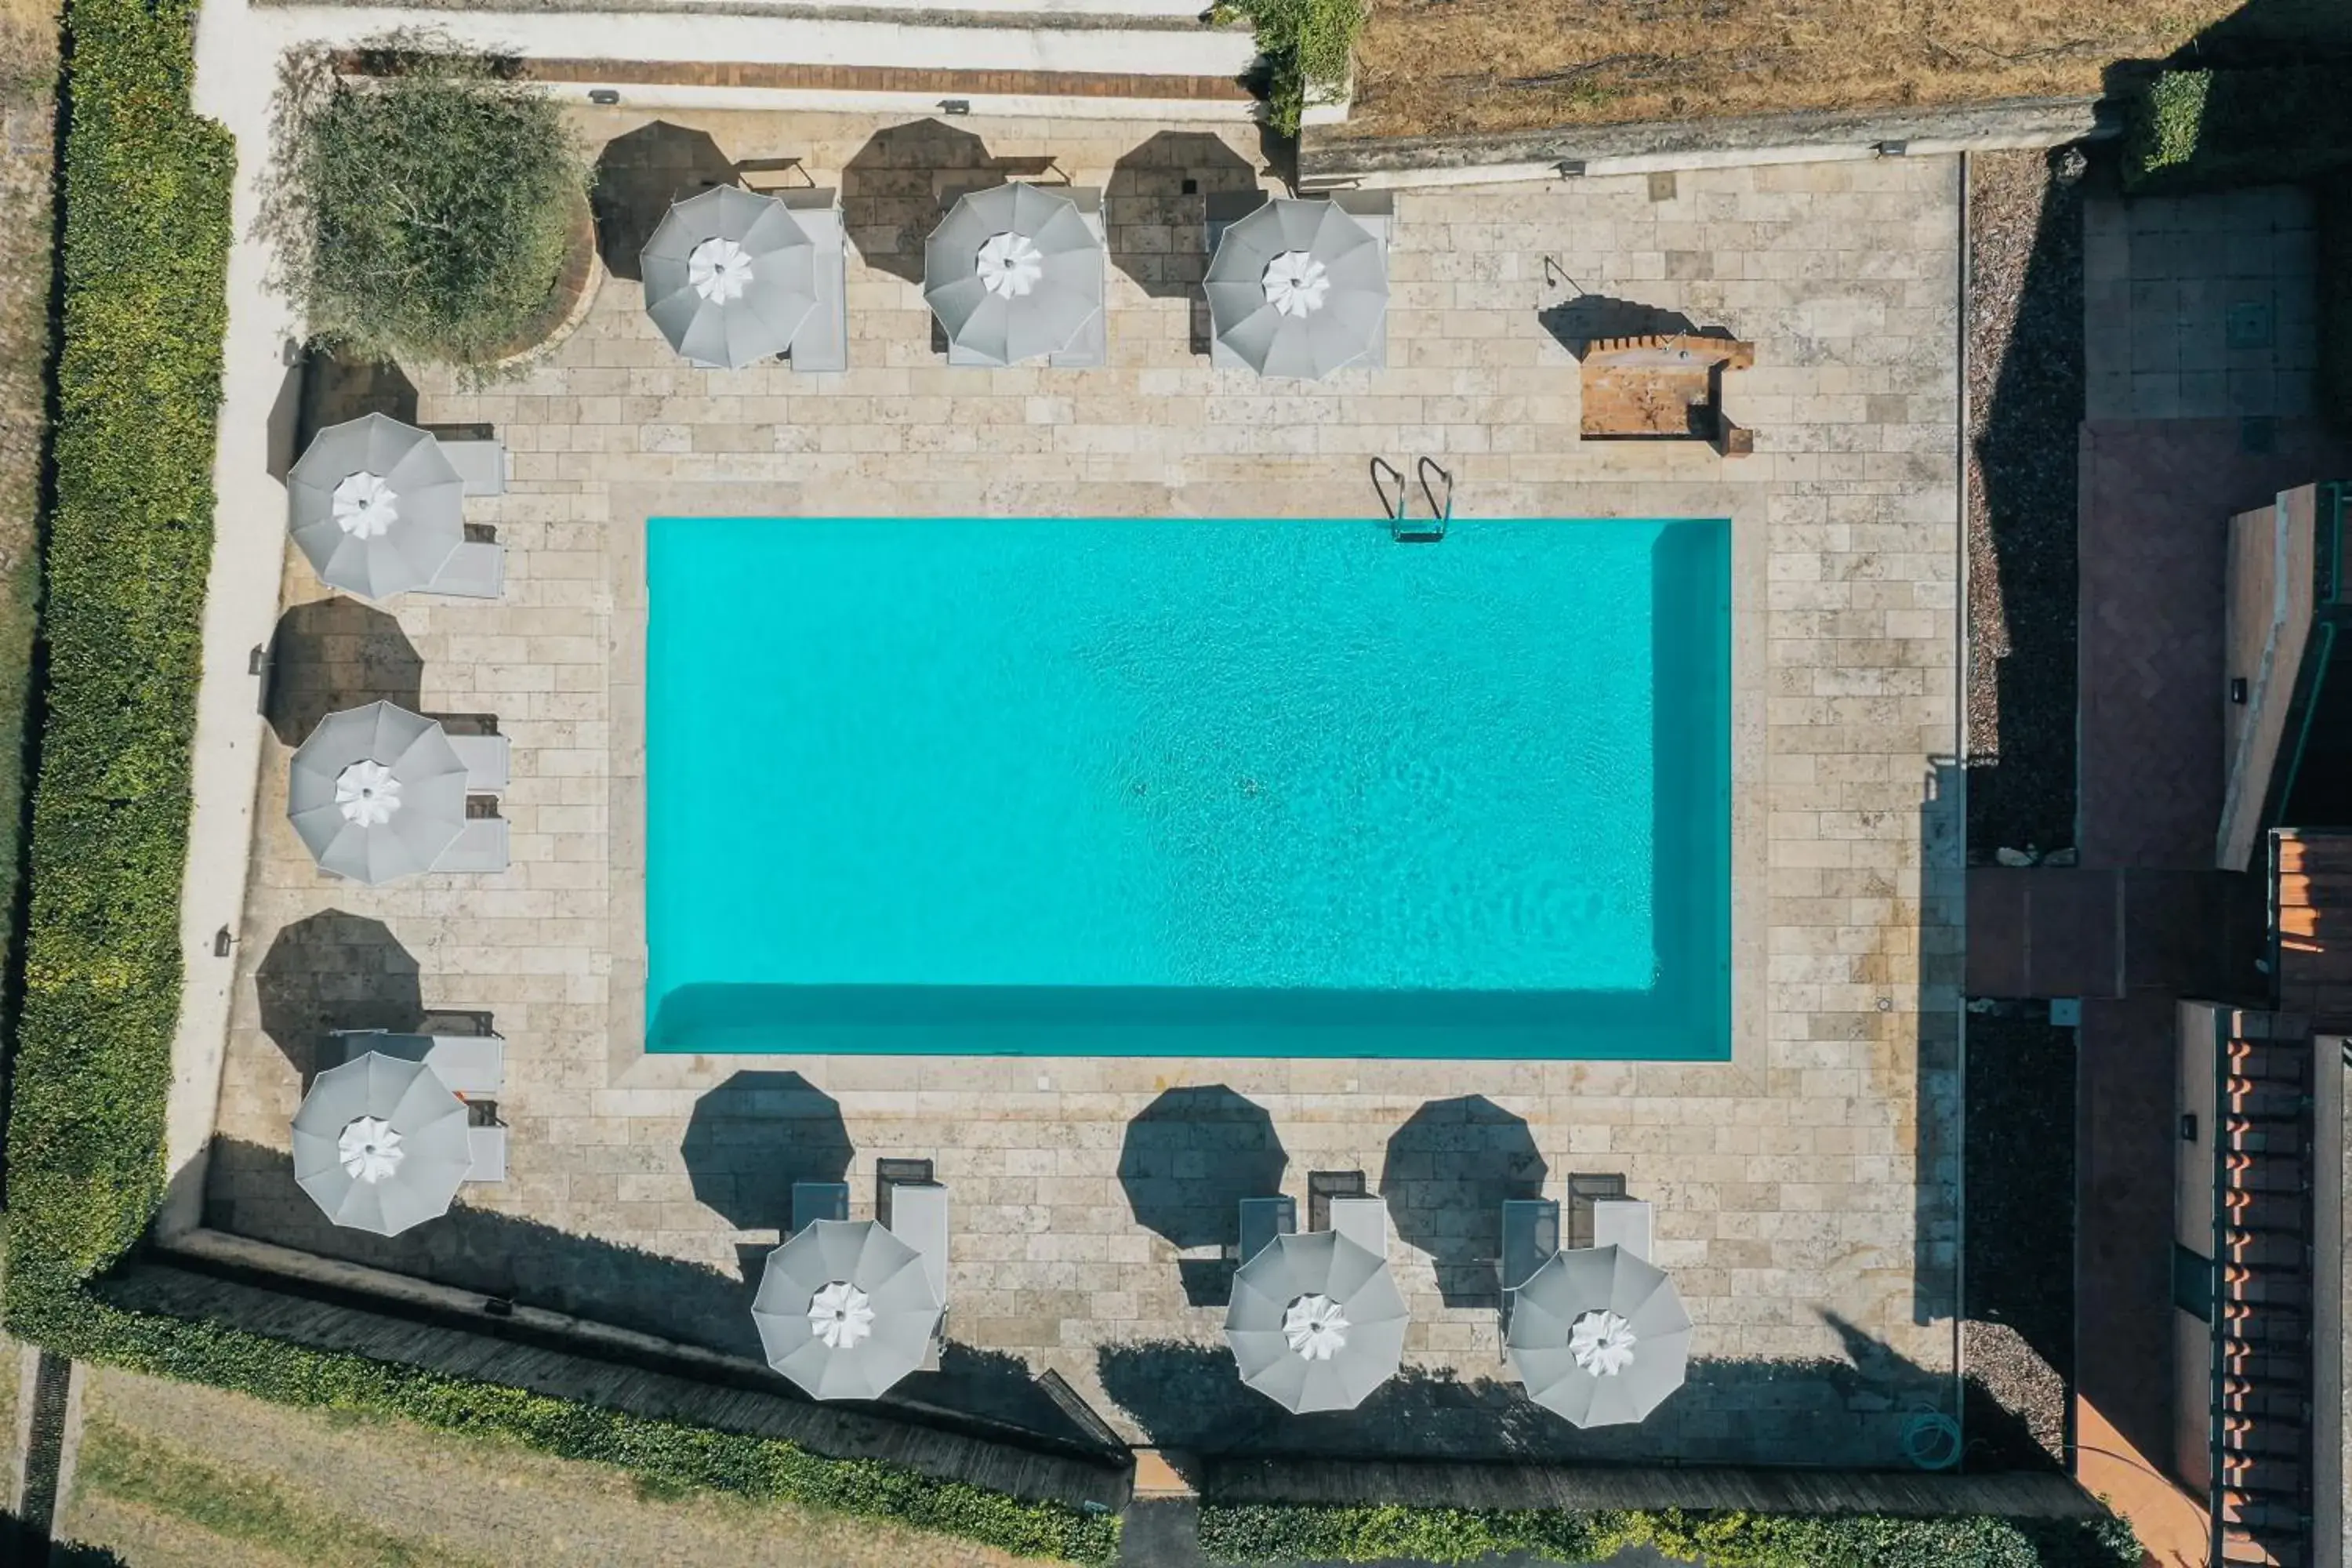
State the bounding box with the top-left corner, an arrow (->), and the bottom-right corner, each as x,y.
16,1351 -> 74,1537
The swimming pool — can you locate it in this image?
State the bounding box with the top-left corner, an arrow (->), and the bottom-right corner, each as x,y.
645,517 -> 1730,1057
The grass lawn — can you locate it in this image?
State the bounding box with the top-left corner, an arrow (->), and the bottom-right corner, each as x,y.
58,1366 -> 1061,1568
1341,0 -> 2352,142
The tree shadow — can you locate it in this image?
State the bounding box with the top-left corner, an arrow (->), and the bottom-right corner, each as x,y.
1118,1085 -> 1288,1306
1379,1096 -> 1545,1308
1537,294 -> 1736,360
252,910 -> 425,1083
1104,130 -> 1261,303
1097,1318 -> 1950,1468
296,347 -> 419,448
261,597 -> 426,747
840,118 -> 1058,287
678,1070 -> 853,1252
590,120 -> 738,282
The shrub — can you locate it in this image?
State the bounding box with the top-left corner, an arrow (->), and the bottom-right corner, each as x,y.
267,41 -> 588,365
1218,0 -> 1363,136
4,0 -> 231,1287
2122,66 -> 2352,192
1196,1503 -> 2143,1568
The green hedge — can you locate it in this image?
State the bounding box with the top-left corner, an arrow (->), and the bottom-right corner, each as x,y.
6,1285 -> 1117,1564
1196,1504 -> 2143,1568
2,0 -> 231,1288
2123,65 -> 2352,191
1216,0 -> 1362,136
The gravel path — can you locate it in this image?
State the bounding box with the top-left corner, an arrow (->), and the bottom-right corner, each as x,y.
1962,1008 -> 2075,1469
60,1367 -> 1044,1568
1965,148 -> 2085,863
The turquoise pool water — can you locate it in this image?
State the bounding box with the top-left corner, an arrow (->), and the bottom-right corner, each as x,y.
646,517 -> 1730,1057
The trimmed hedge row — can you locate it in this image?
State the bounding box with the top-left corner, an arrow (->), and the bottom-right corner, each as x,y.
2122,65 -> 2352,191
6,1286 -> 1119,1563
0,3 -> 1107,1560
2,0 -> 232,1286
1196,1504 -> 2143,1567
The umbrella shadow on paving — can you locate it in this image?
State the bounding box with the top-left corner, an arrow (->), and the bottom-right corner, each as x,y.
1537,294 -> 1737,361
841,118 -> 1062,289
1105,129 -> 1261,301
1118,1085 -> 1289,1307
591,120 -> 739,282
253,910 -> 425,1083
680,1069 -> 853,1279
261,598 -> 425,747
1380,1095 -> 1547,1309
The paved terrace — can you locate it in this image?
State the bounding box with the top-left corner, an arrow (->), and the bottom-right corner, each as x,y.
199,110 -> 1963,1464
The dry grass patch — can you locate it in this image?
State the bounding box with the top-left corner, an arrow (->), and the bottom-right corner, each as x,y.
1342,0 -> 2352,141
0,0 -> 51,998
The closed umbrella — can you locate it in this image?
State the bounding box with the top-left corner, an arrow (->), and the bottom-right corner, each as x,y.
642,186 -> 818,370
1506,1244 -> 1692,1427
292,1051 -> 475,1236
1205,198 -> 1388,379
1225,1229 -> 1407,1413
753,1219 -> 943,1401
924,183 -> 1102,367
288,702 -> 470,886
288,414 -> 466,600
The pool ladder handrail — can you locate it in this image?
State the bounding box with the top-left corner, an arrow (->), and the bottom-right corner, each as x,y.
1372,456 -> 1450,541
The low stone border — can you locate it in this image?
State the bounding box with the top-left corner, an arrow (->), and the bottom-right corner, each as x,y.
1301,93 -> 2114,191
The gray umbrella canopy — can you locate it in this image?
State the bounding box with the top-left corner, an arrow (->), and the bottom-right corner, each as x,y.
1225,1229 -> 1408,1413
288,414 -> 466,601
1205,198 -> 1388,379
642,186 -> 818,370
1506,1244 -> 1693,1428
288,702 -> 470,886
753,1220 -> 943,1401
292,1051 -> 475,1236
924,183 -> 1102,367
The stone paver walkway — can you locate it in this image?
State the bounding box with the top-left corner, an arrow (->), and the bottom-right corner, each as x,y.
188,105 -> 1965,1468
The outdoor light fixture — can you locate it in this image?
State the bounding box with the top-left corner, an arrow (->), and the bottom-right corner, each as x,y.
1875,140 -> 1910,157
588,89 -> 620,106
1554,160 -> 1588,179
2230,677 -> 2249,705
212,927 -> 233,957
940,99 -> 971,115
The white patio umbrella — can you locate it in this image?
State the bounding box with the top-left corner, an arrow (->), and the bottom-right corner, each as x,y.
1506,1244 -> 1693,1428
287,702 -> 470,886
287,414 -> 467,601
923,183 -> 1102,367
642,186 -> 819,370
292,1051 -> 475,1236
1204,198 -> 1388,379
753,1220 -> 943,1401
1225,1229 -> 1408,1413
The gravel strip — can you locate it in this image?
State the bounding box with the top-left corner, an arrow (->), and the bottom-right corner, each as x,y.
1965,148 -> 2085,864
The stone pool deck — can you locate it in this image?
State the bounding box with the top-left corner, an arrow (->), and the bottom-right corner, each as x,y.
195,109 -> 1963,1465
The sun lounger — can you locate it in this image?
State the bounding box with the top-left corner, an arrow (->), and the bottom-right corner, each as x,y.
1500,1197 -> 1560,1334
446,733 -> 510,793
1592,1198 -> 1654,1262
430,817 -> 510,874
437,438 -> 509,497
465,1123 -> 507,1183
782,189 -> 848,374
425,539 -> 506,600
326,1029 -> 505,1096
792,1180 -> 850,1232
1235,1194 -> 1297,1264
1329,1194 -> 1388,1258
884,1178 -> 951,1370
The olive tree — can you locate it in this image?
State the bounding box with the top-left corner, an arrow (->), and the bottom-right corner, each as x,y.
267,42 -> 588,366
